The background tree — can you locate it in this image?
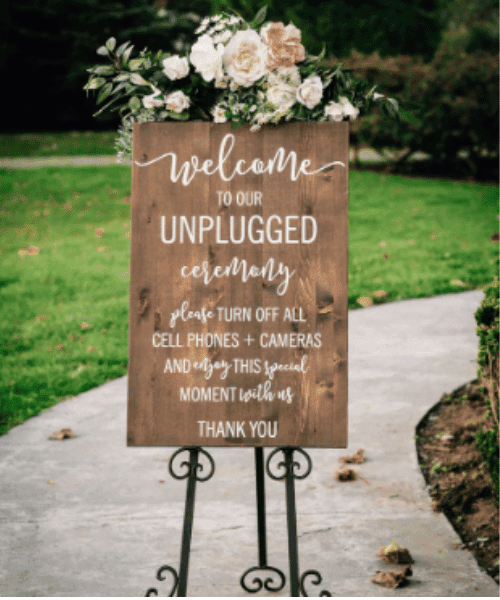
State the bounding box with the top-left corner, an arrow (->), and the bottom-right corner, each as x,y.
1,0 -> 208,131
207,0 -> 442,58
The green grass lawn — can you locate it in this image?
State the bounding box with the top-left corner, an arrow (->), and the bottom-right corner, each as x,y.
0,166 -> 498,435
0,131 -> 117,157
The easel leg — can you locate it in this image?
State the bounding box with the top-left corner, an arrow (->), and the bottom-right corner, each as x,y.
267,448 -> 332,597
240,448 -> 286,593
146,447 -> 215,597
284,447 -> 300,596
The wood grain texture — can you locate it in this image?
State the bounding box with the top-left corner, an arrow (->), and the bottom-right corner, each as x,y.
127,122 -> 348,447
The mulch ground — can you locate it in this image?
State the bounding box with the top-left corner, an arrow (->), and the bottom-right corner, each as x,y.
416,380 -> 499,584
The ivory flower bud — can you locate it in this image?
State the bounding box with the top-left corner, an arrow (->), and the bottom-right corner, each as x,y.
190,35 -> 224,82
324,101 -> 343,121
340,96 -> 359,120
223,30 -> 268,87
212,105 -> 228,123
296,76 -> 323,109
164,90 -> 190,113
142,93 -> 163,109
162,55 -> 189,80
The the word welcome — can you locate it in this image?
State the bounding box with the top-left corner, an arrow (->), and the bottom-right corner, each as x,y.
134,133 -> 345,185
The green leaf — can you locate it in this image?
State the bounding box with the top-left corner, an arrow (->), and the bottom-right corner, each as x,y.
249,5 -> 268,29
96,46 -> 108,56
84,77 -> 106,90
122,45 -> 134,65
106,37 -> 116,52
116,41 -> 130,57
129,96 -> 142,111
97,82 -> 113,105
93,65 -> 115,76
169,111 -> 190,121
128,58 -> 145,71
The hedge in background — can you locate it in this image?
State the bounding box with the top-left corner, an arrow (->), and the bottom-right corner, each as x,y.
343,49 -> 499,177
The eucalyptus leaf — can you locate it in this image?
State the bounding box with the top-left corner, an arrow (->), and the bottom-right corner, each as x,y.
129,58 -> 145,71
84,77 -> 106,90
122,45 -> 134,64
97,82 -> 113,105
130,73 -> 149,86
169,111 -> 189,121
249,5 -> 268,29
93,93 -> 125,117
106,37 -> 116,52
386,97 -> 399,113
129,96 -> 142,111
93,65 -> 115,76
96,46 -> 108,56
116,41 -> 130,57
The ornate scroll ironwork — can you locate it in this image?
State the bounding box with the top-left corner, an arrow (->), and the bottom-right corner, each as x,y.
300,570 -> 332,597
145,446 -> 331,597
240,565 -> 286,593
265,446 -> 312,481
145,447 -> 215,597
146,565 -> 179,597
168,446 -> 215,482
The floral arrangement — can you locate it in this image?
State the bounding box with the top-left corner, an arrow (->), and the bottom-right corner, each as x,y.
84,7 -> 396,161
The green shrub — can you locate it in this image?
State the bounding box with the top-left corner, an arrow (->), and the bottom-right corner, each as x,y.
342,49 -> 499,176
475,277 -> 500,414
476,427 -> 499,504
474,278 -> 499,503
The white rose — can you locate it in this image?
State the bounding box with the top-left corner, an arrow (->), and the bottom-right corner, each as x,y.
324,101 -> 343,121
340,96 -> 359,120
164,90 -> 190,113
142,93 -> 163,109
212,105 -> 227,123
223,30 -> 268,87
190,34 -> 224,82
162,55 -> 189,80
267,82 -> 296,111
296,76 -> 323,109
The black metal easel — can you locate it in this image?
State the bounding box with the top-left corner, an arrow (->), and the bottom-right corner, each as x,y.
145,447 -> 331,597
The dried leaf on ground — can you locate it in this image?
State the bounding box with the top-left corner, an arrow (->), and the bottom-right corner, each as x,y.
371,566 -> 413,589
377,542 -> 414,564
339,448 -> 364,464
357,296 -> 373,308
334,467 -> 369,483
48,428 -> 76,440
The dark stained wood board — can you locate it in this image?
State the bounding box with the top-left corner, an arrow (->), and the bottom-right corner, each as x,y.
127,121 -> 348,447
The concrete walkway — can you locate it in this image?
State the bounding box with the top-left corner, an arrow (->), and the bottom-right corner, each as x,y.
0,291 -> 498,597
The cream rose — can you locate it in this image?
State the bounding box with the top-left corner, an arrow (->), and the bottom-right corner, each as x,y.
212,105 -> 228,123
190,34 -> 224,82
324,97 -> 359,121
260,22 -> 305,70
267,82 -> 296,111
324,101 -> 344,121
164,90 -> 190,113
340,96 -> 359,120
223,30 -> 268,87
142,93 -> 163,109
296,76 -> 323,109
162,55 -> 189,80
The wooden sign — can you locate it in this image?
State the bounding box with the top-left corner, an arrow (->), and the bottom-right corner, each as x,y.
127,121 -> 348,448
